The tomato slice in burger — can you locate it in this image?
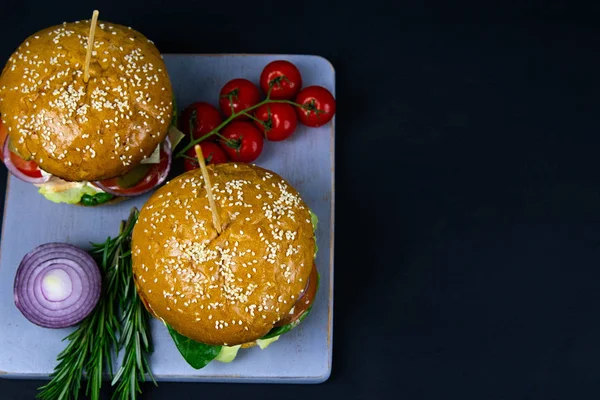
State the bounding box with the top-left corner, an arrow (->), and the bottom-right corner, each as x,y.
0,121 -> 42,178
93,142 -> 171,196
0,122 -> 44,179
10,153 -> 43,179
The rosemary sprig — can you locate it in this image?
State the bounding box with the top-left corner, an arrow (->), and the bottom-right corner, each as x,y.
110,211 -> 156,399
37,215 -> 125,400
36,315 -> 99,400
37,208 -> 155,400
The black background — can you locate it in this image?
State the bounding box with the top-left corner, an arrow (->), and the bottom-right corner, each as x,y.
2,1 -> 600,399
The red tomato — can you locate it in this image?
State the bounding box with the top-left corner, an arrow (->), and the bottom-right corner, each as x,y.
0,121 -> 42,178
0,121 -> 43,178
10,153 -> 43,178
260,60 -> 303,100
219,79 -> 261,120
180,102 -> 223,142
183,142 -> 229,171
295,86 -> 336,127
94,144 -> 170,195
253,103 -> 298,141
218,121 -> 264,163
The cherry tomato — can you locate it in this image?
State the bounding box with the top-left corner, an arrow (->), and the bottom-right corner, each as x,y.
253,103 -> 298,141
94,143 -> 170,195
180,102 -> 223,142
219,79 -> 261,120
218,121 -> 264,163
259,60 -> 303,100
183,142 -> 229,171
294,86 -> 336,127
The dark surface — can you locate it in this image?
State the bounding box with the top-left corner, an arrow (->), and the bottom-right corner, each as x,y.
2,1 -> 600,399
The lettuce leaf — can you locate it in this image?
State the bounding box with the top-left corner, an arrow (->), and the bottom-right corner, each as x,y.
214,345 -> 241,363
256,336 -> 280,349
39,183 -> 98,204
310,210 -> 318,231
310,210 -> 318,258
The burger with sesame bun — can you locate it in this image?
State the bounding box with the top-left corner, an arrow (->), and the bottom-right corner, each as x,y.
0,18 -> 180,206
132,163 -> 319,367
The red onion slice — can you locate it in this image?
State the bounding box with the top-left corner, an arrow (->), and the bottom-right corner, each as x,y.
14,243 -> 101,329
92,137 -> 172,197
2,136 -> 51,184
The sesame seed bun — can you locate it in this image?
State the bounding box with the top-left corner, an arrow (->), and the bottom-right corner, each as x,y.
0,20 -> 173,182
131,163 -> 315,346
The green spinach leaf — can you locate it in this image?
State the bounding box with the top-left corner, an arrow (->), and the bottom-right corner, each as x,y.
80,192 -> 114,206
262,306 -> 313,339
166,323 -> 221,369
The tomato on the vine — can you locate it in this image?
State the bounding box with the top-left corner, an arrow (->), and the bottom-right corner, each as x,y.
180,102 -> 223,142
260,60 -> 302,100
294,86 -> 336,127
183,142 -> 229,171
219,79 -> 261,120
253,103 -> 298,141
218,121 -> 264,163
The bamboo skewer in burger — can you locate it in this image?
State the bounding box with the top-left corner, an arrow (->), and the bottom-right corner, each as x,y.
83,10 -> 99,83
194,144 -> 222,234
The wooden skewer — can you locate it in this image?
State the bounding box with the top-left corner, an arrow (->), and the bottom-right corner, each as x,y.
194,145 -> 222,234
83,10 -> 100,83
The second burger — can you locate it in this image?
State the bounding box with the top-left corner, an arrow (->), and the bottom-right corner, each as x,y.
0,18 -> 176,205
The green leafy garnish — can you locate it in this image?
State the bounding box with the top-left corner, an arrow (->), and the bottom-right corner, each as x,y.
80,193 -> 114,206
261,306 -> 313,340
166,323 -> 222,369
